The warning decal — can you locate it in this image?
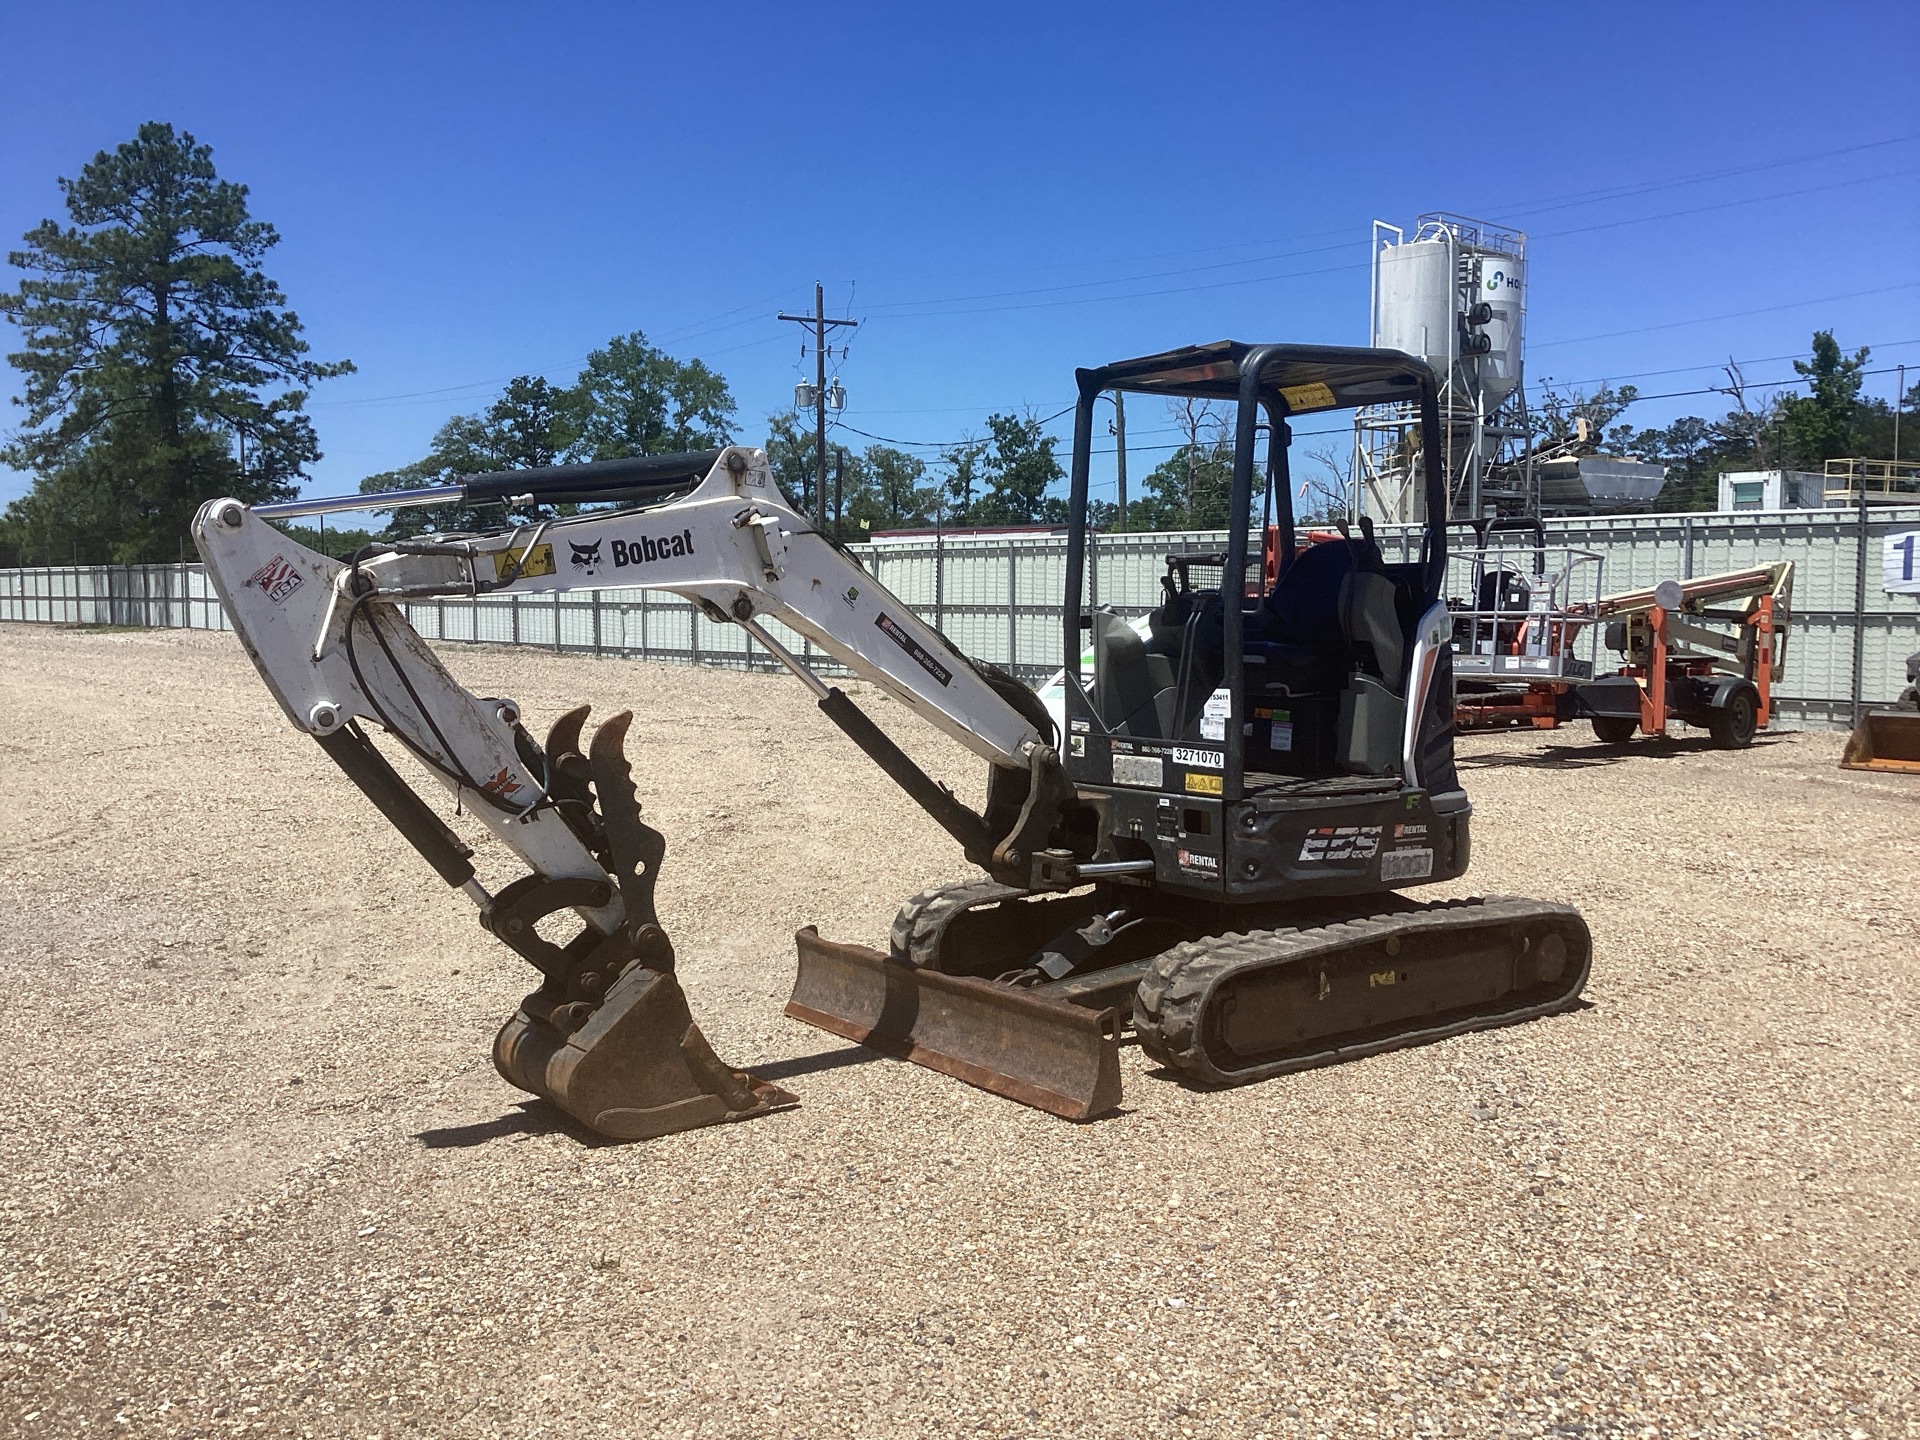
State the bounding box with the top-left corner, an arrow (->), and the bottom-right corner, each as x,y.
491,544 -> 556,581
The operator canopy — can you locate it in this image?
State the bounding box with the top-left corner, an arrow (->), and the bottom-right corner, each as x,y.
1077,341 -> 1432,414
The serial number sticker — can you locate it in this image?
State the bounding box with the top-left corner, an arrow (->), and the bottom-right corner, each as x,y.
1110,753 -> 1164,788
1379,847 -> 1434,881
492,543 -> 556,580
1184,771 -> 1223,795
1171,746 -> 1223,769
1278,381 -> 1337,413
1200,687 -> 1231,742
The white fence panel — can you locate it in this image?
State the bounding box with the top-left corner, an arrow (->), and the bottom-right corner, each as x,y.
5,507 -> 1918,729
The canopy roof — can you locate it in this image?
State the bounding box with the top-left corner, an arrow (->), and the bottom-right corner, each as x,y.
1077,341 -> 1432,415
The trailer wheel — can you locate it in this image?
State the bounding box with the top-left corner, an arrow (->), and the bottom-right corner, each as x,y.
1707,687 -> 1758,749
1590,716 -> 1637,744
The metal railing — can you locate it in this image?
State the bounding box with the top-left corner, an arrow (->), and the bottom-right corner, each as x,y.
1825,457 -> 1920,505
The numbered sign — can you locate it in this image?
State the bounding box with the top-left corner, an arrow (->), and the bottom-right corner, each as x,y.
1888,532 -> 1920,595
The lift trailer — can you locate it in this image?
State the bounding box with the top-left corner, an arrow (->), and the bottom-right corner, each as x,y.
1574,562 -> 1792,748
1448,550 -> 1793,750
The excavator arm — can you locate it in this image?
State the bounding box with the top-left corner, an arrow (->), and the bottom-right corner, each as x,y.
190,447 -> 1074,1139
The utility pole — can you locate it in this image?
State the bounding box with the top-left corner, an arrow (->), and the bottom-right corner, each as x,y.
1896,363 -> 1906,462
1106,391 -> 1128,530
778,283 -> 857,529
833,447 -> 845,540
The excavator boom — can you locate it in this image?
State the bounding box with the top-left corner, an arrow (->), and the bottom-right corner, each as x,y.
192,447 -> 1083,1139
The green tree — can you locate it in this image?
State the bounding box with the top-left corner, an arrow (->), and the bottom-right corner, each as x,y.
1534,380 -> 1640,448
1130,440 -> 1237,530
1775,330 -> 1869,467
361,375 -> 578,537
565,331 -> 734,461
939,437 -> 987,525
971,411 -> 1064,525
1852,376 -> 1920,462
1120,400 -> 1240,530
763,411 -> 820,517
365,337 -> 735,539
845,444 -> 940,532
0,122 -> 351,562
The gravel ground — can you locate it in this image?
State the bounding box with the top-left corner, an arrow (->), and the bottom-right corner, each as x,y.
1,622 -> 1916,1440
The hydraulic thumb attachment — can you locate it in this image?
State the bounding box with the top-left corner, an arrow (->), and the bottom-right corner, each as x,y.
320,704 -> 796,1140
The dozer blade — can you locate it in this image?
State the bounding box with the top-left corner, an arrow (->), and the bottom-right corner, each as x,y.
787,927 -> 1122,1120
1841,708 -> 1920,773
496,966 -> 798,1141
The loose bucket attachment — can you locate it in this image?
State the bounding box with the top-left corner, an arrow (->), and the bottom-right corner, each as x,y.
1841,708 -> 1920,773
496,966 -> 797,1140
787,927 -> 1122,1120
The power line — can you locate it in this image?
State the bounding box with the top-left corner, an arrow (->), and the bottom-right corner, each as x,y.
311,288 -> 800,410
303,134 -> 1919,414
850,132 -> 1919,299
828,355 -> 1920,459
1531,283 -> 1920,349
1541,338 -> 1920,392
857,167 -> 1920,323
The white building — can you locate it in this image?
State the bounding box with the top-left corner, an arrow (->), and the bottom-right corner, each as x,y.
1717,469 -> 1826,513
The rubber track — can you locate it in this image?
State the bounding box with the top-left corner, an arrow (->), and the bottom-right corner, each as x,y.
889,879 -> 1027,968
1134,895 -> 1591,1087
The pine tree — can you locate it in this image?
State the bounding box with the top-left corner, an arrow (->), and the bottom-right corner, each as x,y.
0,122 -> 351,562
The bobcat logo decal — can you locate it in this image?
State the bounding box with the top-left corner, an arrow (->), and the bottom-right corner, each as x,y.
569,540 -> 602,575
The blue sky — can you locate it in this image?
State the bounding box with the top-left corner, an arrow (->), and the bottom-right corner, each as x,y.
1,1 -> 1916,515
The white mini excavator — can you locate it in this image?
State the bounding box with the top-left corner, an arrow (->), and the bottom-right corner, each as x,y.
194,343 -> 1592,1140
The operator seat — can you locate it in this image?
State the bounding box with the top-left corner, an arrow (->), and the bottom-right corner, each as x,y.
1335,569 -> 1410,775
1090,610 -> 1176,737
1250,533 -> 1375,696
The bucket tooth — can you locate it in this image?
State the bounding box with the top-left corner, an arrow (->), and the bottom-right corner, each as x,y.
787,926 -> 1122,1120
496,962 -> 797,1141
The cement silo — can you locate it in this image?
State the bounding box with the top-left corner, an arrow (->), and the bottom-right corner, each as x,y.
1356,214 -> 1531,524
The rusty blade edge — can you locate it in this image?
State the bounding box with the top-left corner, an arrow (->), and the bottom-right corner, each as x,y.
786,931 -> 1122,1121
783,998 -> 1107,1119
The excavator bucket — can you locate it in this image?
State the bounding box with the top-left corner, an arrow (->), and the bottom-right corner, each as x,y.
1840,709 -> 1920,773
787,928 -> 1122,1120
491,708 -> 797,1140
496,967 -> 797,1141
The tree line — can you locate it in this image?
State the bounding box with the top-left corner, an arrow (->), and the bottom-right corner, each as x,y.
4,125 -> 1914,567
1535,331 -> 1918,511
0,120 -> 1413,566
